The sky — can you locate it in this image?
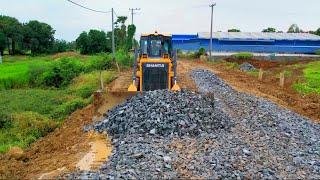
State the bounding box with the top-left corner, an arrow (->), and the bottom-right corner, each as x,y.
0,0 -> 319,41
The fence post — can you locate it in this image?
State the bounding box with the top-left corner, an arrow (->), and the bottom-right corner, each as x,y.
279,72 -> 285,87
258,68 -> 263,81
93,90 -> 103,113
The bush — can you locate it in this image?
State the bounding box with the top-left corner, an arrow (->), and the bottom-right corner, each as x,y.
195,48 -> 206,58
37,57 -> 85,88
115,51 -> 133,67
233,52 -> 254,60
315,49 -> 320,55
85,54 -> 113,71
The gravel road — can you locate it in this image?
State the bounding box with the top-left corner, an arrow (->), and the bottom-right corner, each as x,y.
67,69 -> 320,179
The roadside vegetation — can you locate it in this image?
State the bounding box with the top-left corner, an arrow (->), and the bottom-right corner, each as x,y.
0,52 -> 131,153
293,61 -> 320,94
0,13 -> 136,153
177,48 -> 206,59
232,52 -> 254,60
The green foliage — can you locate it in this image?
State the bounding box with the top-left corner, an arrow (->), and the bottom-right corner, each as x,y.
0,58 -> 51,89
76,30 -> 108,54
262,27 -> 276,33
233,52 -> 254,60
0,15 -> 22,55
68,71 -> 116,98
314,28 -> 320,36
22,20 -> 55,54
293,61 -> 320,94
177,48 -> 207,59
315,49 -> 320,55
288,24 -> 301,33
0,32 -> 6,55
228,29 -> 241,32
0,69 -> 116,152
41,58 -> 84,87
127,24 -> 136,50
52,39 -> 68,53
51,98 -> 86,119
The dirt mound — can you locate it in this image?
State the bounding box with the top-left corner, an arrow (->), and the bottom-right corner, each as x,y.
52,51 -> 83,59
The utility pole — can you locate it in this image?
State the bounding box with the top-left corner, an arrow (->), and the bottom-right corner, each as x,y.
129,8 -> 141,25
112,8 -> 115,59
129,8 -> 140,49
112,8 -> 120,72
209,3 -> 216,61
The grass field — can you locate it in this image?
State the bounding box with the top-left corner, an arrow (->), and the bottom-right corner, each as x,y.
0,57 -> 53,89
0,53 -> 123,153
293,61 -> 320,94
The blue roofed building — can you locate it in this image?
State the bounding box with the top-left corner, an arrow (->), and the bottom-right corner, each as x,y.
172,32 -> 320,54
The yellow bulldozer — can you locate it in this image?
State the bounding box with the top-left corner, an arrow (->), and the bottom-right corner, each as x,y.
128,32 -> 180,92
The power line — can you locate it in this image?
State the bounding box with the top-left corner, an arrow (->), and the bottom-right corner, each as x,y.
66,0 -> 111,14
113,10 -> 119,18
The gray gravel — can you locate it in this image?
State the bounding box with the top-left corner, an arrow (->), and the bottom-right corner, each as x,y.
239,62 -> 256,71
93,90 -> 231,137
67,69 -> 320,179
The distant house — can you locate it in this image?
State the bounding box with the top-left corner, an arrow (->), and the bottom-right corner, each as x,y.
172,32 -> 320,54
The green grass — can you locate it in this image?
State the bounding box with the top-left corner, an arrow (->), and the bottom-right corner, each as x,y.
0,52 -> 127,153
293,61 -> 320,94
0,69 -> 116,153
246,70 -> 259,77
232,52 -> 254,60
0,56 -> 53,90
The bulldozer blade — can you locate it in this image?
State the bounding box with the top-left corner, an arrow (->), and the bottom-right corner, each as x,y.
128,84 -> 138,92
171,83 -> 181,91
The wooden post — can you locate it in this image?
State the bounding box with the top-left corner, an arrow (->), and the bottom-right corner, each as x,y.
100,71 -> 104,91
93,90 -> 103,113
279,72 -> 285,88
258,68 -> 263,81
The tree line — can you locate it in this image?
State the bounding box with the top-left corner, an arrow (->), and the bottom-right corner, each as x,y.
76,16 -> 136,55
0,15 -> 136,56
0,15 -> 76,55
228,24 -> 320,35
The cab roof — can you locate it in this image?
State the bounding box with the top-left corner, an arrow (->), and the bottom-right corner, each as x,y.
141,32 -> 172,37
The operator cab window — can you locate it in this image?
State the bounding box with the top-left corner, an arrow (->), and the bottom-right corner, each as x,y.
150,40 -> 162,57
141,40 -> 148,54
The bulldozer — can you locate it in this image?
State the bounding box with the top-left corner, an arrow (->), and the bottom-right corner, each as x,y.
128,32 -> 180,92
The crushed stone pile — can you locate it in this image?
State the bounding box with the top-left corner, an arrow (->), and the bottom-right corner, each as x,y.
92,89 -> 231,137
67,69 -> 320,179
239,62 -> 256,71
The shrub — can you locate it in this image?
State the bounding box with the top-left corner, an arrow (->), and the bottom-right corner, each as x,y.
315,49 -> 320,55
233,52 -> 254,60
195,48 -> 206,58
115,50 -> 133,67
38,57 -> 85,88
85,54 -> 113,71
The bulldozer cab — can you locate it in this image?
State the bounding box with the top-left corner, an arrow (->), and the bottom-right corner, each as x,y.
140,34 -> 172,58
128,32 -> 180,92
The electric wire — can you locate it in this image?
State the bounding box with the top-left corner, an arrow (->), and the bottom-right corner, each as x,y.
66,0 -> 111,14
